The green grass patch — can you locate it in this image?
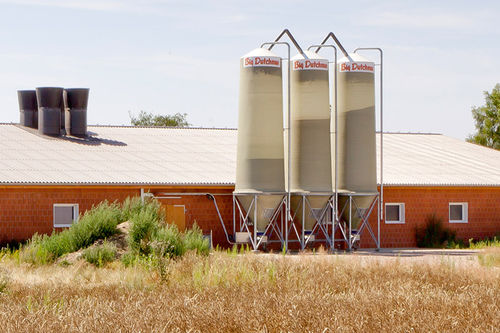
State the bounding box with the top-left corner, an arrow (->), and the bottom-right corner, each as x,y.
82,241 -> 117,267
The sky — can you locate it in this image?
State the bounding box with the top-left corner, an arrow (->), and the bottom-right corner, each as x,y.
0,0 -> 499,140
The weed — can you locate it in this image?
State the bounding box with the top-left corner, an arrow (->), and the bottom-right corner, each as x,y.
469,236 -> 500,249
128,208 -> 161,255
477,247 -> 500,267
82,241 -> 117,267
183,223 -> 209,256
151,224 -> 185,258
0,268 -> 9,293
415,213 -> 457,248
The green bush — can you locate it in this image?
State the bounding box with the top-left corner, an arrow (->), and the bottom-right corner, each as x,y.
122,197 -> 164,222
415,214 -> 457,248
21,200 -> 123,264
82,241 -> 117,267
120,252 -> 138,267
183,224 -> 210,256
71,200 -> 122,249
128,208 -> 161,255
151,224 -> 186,258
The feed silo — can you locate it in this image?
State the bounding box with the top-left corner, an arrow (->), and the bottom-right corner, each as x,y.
235,48 -> 285,232
17,90 -> 37,128
36,87 -> 63,136
64,88 -> 89,137
289,50 -> 332,231
336,53 -> 377,228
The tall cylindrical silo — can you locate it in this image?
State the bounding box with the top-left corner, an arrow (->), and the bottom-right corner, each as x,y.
235,48 -> 285,232
337,53 -> 377,228
64,88 -> 89,137
18,90 -> 37,128
289,50 -> 332,231
36,87 -> 63,136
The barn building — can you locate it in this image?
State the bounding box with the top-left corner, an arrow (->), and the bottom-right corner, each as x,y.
0,123 -> 499,248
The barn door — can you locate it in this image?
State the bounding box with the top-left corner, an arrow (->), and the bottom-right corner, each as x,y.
166,205 -> 186,231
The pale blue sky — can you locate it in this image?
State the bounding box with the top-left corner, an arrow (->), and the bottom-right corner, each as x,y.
0,0 -> 499,139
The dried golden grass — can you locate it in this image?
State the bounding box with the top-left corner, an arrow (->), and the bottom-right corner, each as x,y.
0,252 -> 498,332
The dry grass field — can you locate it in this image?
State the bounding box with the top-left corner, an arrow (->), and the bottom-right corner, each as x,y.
0,250 -> 498,332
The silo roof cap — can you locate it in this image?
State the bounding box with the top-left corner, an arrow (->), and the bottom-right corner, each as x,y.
338,52 -> 374,64
241,47 -> 280,59
291,50 -> 327,61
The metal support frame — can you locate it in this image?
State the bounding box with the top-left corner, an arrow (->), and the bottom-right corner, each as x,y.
354,47 -> 384,250
335,193 -> 380,250
232,193 -> 287,251
287,193 -> 334,250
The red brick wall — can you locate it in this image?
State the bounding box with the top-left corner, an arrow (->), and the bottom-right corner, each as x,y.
0,186 -> 235,246
0,187 -> 139,243
1,185 -> 499,248
360,186 -> 500,248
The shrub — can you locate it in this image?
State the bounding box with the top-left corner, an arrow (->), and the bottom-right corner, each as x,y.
183,224 -> 210,256
128,209 -> 161,255
122,197 -> 164,223
415,214 -> 457,248
71,200 -> 122,249
82,241 -> 117,267
20,200 -> 123,264
151,224 -> 186,258
121,252 -> 138,267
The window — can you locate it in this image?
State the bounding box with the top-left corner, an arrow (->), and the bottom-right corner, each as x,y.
385,203 -> 405,224
449,203 -> 468,223
53,204 -> 79,228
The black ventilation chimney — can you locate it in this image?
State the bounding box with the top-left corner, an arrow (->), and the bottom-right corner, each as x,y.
64,88 -> 89,137
36,87 -> 63,136
17,90 -> 38,128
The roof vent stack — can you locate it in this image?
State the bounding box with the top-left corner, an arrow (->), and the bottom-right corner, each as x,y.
36,87 -> 64,136
64,88 -> 89,137
17,90 -> 38,128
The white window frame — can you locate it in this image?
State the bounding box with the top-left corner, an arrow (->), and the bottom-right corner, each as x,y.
384,203 -> 405,224
449,202 -> 468,223
53,203 -> 79,228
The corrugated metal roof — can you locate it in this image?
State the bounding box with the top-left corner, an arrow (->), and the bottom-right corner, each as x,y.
0,124 -> 499,186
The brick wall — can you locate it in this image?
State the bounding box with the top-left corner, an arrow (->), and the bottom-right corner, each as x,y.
1,185 -> 499,248
360,186 -> 500,248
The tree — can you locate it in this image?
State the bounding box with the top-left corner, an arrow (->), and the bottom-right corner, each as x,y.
467,84 -> 500,150
129,111 -> 190,127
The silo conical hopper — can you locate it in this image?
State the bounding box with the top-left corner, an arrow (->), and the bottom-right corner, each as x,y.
18,90 -> 37,128
235,48 -> 285,232
289,50 -> 332,231
337,53 -> 377,229
36,87 -> 63,136
64,88 -> 89,137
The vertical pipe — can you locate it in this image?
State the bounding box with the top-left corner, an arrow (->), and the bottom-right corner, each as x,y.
286,45 -> 291,253
302,195 -> 305,249
348,196 -> 352,251
233,196 -> 236,234
377,196 -> 380,250
254,194 -> 257,250
379,51 -> 384,250
354,47 -> 384,249
308,44 -> 337,252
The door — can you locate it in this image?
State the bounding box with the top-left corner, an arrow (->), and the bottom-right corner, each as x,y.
166,205 -> 186,231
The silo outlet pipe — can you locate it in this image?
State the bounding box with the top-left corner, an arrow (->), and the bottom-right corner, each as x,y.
316,32 -> 350,59
267,28 -> 305,56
